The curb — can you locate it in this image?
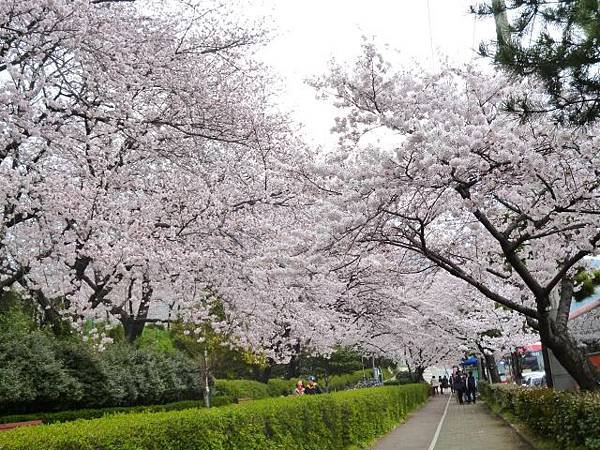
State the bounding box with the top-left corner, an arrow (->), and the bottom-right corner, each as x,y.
481,402 -> 557,450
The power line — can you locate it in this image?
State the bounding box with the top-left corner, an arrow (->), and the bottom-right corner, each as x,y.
426,0 -> 435,72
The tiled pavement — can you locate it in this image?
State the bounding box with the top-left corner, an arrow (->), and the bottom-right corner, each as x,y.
371,393 -> 533,450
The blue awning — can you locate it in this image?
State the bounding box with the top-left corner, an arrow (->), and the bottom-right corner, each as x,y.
461,356 -> 478,366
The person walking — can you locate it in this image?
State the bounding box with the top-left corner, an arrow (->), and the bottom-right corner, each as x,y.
294,380 -> 305,396
454,372 -> 466,404
467,371 -> 477,404
430,376 -> 440,396
441,375 -> 449,394
449,374 -> 455,394
304,376 -> 322,395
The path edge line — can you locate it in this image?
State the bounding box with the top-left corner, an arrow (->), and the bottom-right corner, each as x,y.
427,395 -> 451,450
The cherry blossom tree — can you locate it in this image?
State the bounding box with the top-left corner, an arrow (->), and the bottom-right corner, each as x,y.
311,42 -> 600,389
344,263 -> 532,380
0,0 -> 312,344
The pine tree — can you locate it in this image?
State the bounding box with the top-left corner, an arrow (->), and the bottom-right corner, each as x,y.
473,0 -> 600,125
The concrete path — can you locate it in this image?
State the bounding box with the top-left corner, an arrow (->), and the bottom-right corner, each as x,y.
371,393 -> 533,450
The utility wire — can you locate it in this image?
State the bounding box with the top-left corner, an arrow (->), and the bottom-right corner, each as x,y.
426,0 -> 435,72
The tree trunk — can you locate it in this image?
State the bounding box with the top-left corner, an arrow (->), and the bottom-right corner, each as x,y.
484,352 -> 501,383
120,273 -> 153,344
286,340 -> 302,379
121,318 -> 146,343
477,342 -> 501,383
546,330 -> 600,390
413,365 -> 425,383
259,359 -> 274,384
30,289 -> 71,336
286,354 -> 300,379
541,345 -> 554,388
511,350 -> 523,385
538,307 -> 600,390
479,354 -> 488,381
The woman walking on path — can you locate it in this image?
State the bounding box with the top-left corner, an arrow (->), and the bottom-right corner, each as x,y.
430,376 -> 440,396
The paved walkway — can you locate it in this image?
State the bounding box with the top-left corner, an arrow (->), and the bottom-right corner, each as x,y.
371,393 -> 533,450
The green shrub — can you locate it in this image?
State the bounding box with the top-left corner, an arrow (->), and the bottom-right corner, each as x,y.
0,384 -> 429,450
267,378 -> 296,397
481,383 -> 600,450
0,397 -> 234,425
0,311 -> 203,414
211,396 -> 235,407
214,379 -> 271,400
383,379 -> 413,386
0,311 -> 83,413
326,369 -> 374,392
100,344 -> 202,407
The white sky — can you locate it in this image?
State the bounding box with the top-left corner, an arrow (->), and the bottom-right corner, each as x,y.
250,0 -> 497,146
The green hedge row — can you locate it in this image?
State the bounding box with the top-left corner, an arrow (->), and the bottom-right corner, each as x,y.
383,379 -> 414,386
0,379 -> 298,426
480,383 -> 600,450
0,384 -> 429,450
326,369 -> 374,392
266,379 -> 297,397
214,379 -> 272,400
0,397 -> 234,425
0,375 -> 373,427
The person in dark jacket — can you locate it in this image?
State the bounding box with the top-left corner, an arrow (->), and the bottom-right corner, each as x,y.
467,371 -> 477,404
304,375 -> 322,395
454,372 -> 466,404
441,375 -> 449,394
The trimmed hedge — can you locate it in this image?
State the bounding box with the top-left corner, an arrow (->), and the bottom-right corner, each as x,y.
0,397 -> 234,425
267,378 -> 297,397
480,383 -> 600,450
0,384 -> 429,450
0,374 -> 383,427
383,379 -> 414,386
326,369 -> 374,392
0,378 -> 296,426
214,379 -> 271,400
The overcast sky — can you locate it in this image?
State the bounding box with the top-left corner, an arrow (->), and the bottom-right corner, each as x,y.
250,0 -> 497,146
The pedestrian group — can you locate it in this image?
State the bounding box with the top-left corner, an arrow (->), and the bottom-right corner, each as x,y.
294,375 -> 322,396
431,370 -> 477,404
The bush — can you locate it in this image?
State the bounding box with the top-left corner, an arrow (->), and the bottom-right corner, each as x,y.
214,379 -> 271,401
481,383 -> 600,450
0,397 -> 235,426
267,379 -> 296,397
383,379 -> 413,386
326,369 -> 374,392
0,308 -> 204,414
100,344 -> 202,407
0,311 -> 83,414
0,384 -> 429,450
